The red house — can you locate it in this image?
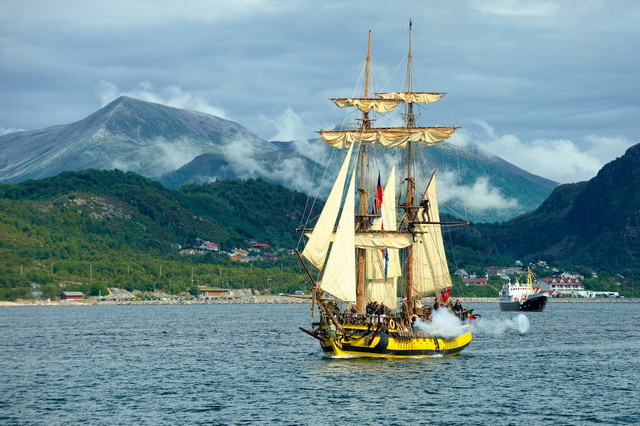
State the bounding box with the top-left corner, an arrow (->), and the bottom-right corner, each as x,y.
462,278 -> 488,286
60,291 -> 84,300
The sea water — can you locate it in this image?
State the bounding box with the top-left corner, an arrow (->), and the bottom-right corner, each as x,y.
1,302 -> 639,425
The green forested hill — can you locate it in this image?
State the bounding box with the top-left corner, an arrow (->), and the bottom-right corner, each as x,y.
0,170 -> 319,300
446,144 -> 640,296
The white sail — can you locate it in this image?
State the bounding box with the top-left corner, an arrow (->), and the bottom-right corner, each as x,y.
365,277 -> 398,309
331,98 -> 402,113
318,127 -> 457,149
320,170 -> 357,302
364,166 -> 400,308
376,92 -> 445,104
301,144 -> 354,270
411,171 -> 454,297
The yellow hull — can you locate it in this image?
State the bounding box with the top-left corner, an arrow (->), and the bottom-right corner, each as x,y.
316,324 -> 472,358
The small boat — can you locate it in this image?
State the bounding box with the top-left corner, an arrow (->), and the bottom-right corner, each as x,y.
296,21 -> 475,358
498,268 -> 549,312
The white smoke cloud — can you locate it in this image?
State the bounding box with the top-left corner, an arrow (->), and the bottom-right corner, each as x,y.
472,314 -> 530,335
439,170 -> 520,212
96,81 -> 228,118
413,308 -> 470,339
459,120 -> 635,184
414,309 -> 530,339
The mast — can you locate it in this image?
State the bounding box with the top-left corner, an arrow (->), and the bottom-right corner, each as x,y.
356,30 -> 372,315
405,19 -> 416,315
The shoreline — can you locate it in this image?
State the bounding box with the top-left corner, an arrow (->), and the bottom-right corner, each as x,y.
1,296 -> 638,307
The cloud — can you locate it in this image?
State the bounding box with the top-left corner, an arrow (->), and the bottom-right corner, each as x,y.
439,170 -> 520,212
220,136 -> 324,195
472,0 -> 559,16
222,138 -> 262,179
260,107 -> 311,142
0,127 -> 22,136
96,81 -> 228,119
459,120 -> 635,184
154,138 -> 206,172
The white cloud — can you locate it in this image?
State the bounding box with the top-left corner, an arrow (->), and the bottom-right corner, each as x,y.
0,127 -> 22,136
460,120 -> 635,184
439,170 -> 520,212
222,136 -> 322,194
472,0 -> 559,16
155,139 -> 205,172
261,107 -> 310,142
96,81 -> 228,119
223,138 -> 262,179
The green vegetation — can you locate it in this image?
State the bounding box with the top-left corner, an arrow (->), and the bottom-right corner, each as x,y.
0,170 -> 318,301
1,167 -> 639,301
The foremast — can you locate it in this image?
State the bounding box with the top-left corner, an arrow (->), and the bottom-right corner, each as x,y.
404,19 -> 417,316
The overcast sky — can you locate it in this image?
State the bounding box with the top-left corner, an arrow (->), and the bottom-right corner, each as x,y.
1,0 -> 639,184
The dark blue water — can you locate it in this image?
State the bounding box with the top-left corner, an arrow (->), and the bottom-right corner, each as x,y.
1,302 -> 639,425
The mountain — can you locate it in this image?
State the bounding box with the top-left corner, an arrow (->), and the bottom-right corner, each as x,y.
0,96 -> 275,181
468,143 -> 640,270
0,96 -> 557,222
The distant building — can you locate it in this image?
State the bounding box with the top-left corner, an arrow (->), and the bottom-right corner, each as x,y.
60,291 -> 84,300
462,277 -> 488,286
251,243 -> 270,251
198,241 -> 219,253
454,269 -> 469,278
486,267 -> 524,279
200,288 -> 230,298
560,271 -> 584,279
538,277 -> 585,296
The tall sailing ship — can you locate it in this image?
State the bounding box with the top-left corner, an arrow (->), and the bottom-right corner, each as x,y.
297,22 -> 474,357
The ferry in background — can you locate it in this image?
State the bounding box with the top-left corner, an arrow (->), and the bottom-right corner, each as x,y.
499,268 -> 549,312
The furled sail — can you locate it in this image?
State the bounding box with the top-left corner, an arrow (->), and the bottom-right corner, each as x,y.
320,169 -> 357,302
411,171 -> 454,298
331,98 -> 402,113
365,167 -> 401,308
302,144 -> 354,270
376,92 -> 445,104
318,127 -> 457,149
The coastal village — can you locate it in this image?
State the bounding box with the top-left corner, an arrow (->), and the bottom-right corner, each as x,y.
39,255 -> 623,304
177,237 -> 292,263
456,260 -> 622,299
